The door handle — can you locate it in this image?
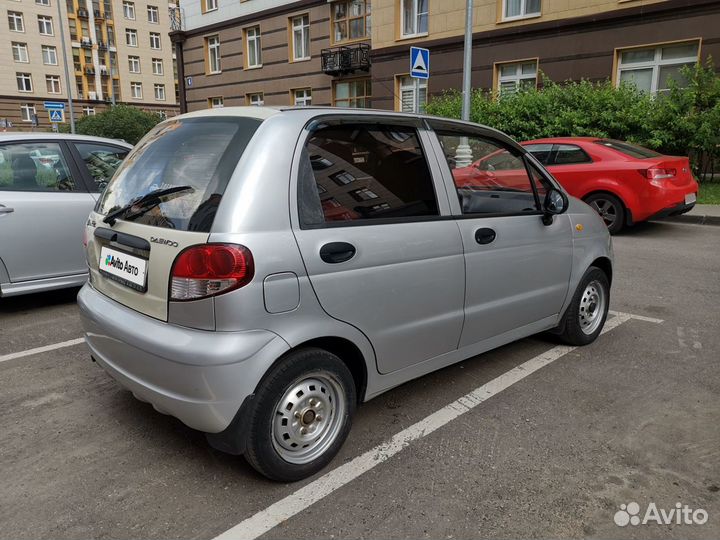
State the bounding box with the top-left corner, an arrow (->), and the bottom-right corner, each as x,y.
475,227 -> 496,245
320,242 -> 356,264
0,206 -> 14,215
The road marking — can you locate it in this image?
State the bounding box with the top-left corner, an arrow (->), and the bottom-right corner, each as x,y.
0,338 -> 85,364
213,311 -> 660,540
609,310 -> 664,324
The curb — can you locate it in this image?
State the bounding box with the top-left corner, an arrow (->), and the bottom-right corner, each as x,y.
657,214 -> 720,226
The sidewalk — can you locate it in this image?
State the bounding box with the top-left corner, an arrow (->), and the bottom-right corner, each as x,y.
658,204 -> 720,226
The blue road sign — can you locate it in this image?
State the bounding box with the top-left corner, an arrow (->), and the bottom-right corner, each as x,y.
410,47 -> 430,79
49,109 -> 64,122
44,101 -> 65,110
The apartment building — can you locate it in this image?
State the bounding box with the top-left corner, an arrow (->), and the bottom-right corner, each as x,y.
1,0 -> 178,131
171,0 -> 372,111
371,0 -> 720,112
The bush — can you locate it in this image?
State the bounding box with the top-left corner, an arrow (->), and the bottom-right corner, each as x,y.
426,59 -> 720,179
68,105 -> 162,145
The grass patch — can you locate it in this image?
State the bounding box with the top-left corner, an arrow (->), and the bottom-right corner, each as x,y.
698,182 -> 720,204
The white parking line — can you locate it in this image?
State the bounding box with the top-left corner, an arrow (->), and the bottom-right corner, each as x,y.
0,338 -> 85,364
213,311 -> 661,540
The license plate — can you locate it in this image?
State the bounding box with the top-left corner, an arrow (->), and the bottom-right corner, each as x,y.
685,193 -> 697,205
99,246 -> 148,292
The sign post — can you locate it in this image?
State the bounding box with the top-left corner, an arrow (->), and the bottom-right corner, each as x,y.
410,46 -> 429,114
44,101 -> 66,127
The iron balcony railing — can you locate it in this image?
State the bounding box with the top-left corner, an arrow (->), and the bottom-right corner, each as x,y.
320,43 -> 370,76
169,6 -> 183,31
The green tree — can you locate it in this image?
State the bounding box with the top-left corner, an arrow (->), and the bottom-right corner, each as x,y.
70,105 -> 162,145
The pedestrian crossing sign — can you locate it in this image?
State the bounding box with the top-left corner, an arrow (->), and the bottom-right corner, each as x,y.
410,47 -> 430,79
49,109 -> 64,123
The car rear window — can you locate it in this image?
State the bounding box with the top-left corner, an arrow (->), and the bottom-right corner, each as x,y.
595,139 -> 660,159
96,116 -> 262,232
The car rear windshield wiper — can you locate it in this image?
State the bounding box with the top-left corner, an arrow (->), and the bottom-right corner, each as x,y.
103,186 -> 194,226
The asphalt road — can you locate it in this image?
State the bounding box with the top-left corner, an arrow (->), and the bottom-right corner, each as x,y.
1,220 -> 718,540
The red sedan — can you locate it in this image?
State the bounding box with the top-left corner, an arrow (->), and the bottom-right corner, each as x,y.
521,138 -> 698,233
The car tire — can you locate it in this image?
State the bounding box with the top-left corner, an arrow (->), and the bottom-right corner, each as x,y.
244,348 -> 356,482
555,266 -> 610,346
584,193 -> 625,234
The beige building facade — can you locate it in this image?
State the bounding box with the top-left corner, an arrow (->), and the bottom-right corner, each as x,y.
2,0 -> 179,131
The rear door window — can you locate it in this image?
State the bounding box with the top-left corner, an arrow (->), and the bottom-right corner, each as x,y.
435,131 -> 540,216
73,142 -> 129,191
553,144 -> 592,165
96,116 -> 262,232
298,123 -> 439,226
0,142 -> 76,192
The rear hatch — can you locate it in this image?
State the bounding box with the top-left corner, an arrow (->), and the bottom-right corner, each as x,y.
85,114 -> 263,321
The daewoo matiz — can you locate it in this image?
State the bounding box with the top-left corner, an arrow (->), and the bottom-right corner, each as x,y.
78,107 -> 613,481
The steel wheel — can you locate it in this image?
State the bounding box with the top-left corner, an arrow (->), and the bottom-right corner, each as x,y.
578,279 -> 606,335
271,372 -> 346,465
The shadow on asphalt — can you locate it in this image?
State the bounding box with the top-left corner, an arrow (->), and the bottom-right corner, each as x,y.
618,219 -> 701,238
0,286 -> 81,314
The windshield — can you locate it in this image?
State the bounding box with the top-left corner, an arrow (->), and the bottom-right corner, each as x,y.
595,139 -> 661,159
97,116 -> 262,232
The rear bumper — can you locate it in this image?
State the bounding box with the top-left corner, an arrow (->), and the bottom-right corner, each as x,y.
77,283 -> 290,433
647,200 -> 696,221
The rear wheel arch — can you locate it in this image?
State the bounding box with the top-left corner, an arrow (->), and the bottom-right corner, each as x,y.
581,188 -> 627,209
260,336 -> 368,405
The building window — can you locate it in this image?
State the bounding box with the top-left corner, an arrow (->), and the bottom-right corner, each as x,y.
247,92 -> 264,106
401,0 -> 428,37
16,72 -> 33,92
245,26 -> 262,68
12,42 -> 29,63
293,88 -> 312,106
154,84 -> 165,100
149,32 -> 161,49
38,15 -> 54,35
21,103 -> 36,122
46,75 -> 61,93
128,55 -> 140,73
42,45 -> 58,65
83,106 -> 95,115
497,60 -> 537,95
350,187 -> 379,201
332,0 -> 371,43
617,41 -> 700,95
107,25 -> 115,46
334,79 -> 371,108
503,0 -> 541,20
208,96 -> 224,108
398,75 -> 426,113
8,11 -> 24,32
36,0 -> 51,5
202,0 -> 217,13
147,5 -> 158,23
126,28 -> 137,47
331,171 -> 356,185
130,81 -> 142,99
206,35 -> 220,73
152,58 -> 163,75
122,1 -> 135,19
291,15 -> 310,61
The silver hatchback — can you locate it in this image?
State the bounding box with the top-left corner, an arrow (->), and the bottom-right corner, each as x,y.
78,107 -> 612,481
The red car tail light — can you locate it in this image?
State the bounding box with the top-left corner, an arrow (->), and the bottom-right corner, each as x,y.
641,167 -> 677,180
170,244 -> 254,301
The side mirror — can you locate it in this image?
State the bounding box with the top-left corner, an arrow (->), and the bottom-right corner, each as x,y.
542,188 -> 568,225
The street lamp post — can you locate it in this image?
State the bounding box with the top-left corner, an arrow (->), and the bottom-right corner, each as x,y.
57,0 -> 76,133
455,0 -> 474,167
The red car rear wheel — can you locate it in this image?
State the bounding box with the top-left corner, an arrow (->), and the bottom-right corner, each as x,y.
584,193 -> 625,234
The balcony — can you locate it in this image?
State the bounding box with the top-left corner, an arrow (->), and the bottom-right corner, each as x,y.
169,6 -> 183,31
85,66 -> 95,75
80,39 -> 93,49
321,43 -> 370,76
77,8 -> 89,18
99,67 -> 109,77
97,41 -> 107,50
94,9 -> 101,17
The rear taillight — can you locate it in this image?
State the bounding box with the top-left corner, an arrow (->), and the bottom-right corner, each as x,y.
641,167 -> 677,180
170,244 -> 254,301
